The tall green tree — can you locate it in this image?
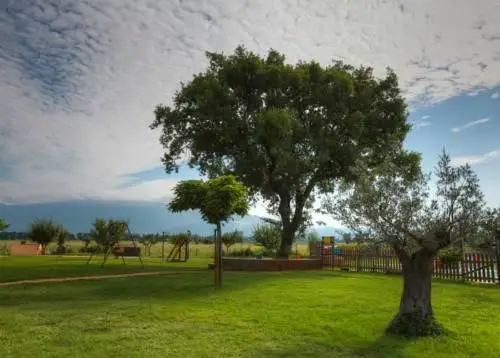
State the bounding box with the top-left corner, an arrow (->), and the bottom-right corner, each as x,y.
325,151 -> 484,337
151,46 -> 414,257
168,175 -> 250,287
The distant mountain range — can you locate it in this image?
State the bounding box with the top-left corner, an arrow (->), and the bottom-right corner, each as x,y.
0,200 -> 343,237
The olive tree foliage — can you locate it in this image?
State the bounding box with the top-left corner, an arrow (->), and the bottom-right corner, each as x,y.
89,218 -> 129,250
168,175 -> 250,233
151,46 -> 414,257
29,218 -> 65,249
472,207 -> 500,249
324,151 -> 485,337
221,230 -> 244,252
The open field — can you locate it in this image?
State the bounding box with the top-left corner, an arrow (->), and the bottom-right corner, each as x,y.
0,240 -> 311,258
1,257 -> 500,357
0,256 -> 210,283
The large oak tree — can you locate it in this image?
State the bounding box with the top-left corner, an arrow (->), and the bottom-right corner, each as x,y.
325,151 -> 485,337
151,45 -> 414,257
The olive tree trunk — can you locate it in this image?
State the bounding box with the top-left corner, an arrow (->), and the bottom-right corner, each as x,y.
386,248 -> 444,337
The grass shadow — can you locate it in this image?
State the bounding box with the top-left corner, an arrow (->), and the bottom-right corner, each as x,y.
253,334 -> 413,358
0,270 -> 309,310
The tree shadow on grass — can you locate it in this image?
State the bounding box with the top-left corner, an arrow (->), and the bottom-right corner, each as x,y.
0,270 -> 310,310
253,334 -> 412,358
350,334 -> 415,358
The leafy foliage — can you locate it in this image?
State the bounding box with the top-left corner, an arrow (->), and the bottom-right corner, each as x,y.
0,218 -> 8,232
151,45 -> 414,255
327,150 -> 484,256
306,231 -> 321,244
252,224 -> 281,254
472,207 -> 500,249
221,230 -> 244,251
438,248 -> 462,266
29,218 -> 63,249
169,232 -> 191,245
89,218 -> 129,249
56,226 -> 69,247
168,175 -> 250,227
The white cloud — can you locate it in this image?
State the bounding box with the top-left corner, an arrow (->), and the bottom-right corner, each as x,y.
421,115 -> 431,120
1,0 -> 500,205
450,149 -> 500,166
412,121 -> 431,130
451,117 -> 491,132
492,92 -> 499,99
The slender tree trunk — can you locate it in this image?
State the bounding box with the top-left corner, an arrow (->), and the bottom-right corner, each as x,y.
386,248 -> 444,337
214,222 -> 222,288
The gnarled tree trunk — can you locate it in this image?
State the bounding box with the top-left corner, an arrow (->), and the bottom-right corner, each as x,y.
386,248 -> 444,337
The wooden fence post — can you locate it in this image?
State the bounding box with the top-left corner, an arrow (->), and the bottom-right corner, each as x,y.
161,232 -> 165,262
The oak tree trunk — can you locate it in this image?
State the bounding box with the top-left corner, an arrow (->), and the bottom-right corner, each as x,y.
277,224 -> 296,258
386,249 -> 444,337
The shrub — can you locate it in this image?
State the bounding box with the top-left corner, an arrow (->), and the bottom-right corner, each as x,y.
225,247 -> 260,257
438,248 -> 461,266
253,224 -> 281,253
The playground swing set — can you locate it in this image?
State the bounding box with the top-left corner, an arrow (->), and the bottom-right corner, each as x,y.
86,225 -> 144,269
85,229 -> 191,268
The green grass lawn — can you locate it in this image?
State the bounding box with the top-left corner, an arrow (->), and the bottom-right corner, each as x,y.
0,256 -> 210,283
0,259 -> 499,358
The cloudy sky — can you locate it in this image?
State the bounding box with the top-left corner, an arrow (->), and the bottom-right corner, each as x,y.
1,0 -> 500,227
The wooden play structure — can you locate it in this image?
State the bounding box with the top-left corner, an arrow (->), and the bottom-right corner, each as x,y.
86,225 -> 144,268
164,237 -> 189,262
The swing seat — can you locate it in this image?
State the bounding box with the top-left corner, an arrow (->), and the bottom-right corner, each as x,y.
112,246 -> 141,257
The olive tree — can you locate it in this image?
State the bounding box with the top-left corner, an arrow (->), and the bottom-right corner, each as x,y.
29,218 -> 65,251
324,151 -> 485,337
89,218 -> 129,251
168,175 -> 250,287
221,230 -> 244,253
151,46 -> 413,257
